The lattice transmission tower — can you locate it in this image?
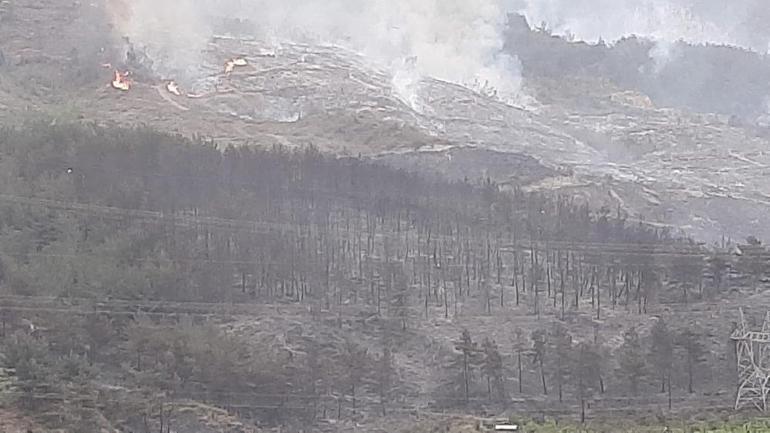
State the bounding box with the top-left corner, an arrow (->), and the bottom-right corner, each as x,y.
732,308 -> 770,411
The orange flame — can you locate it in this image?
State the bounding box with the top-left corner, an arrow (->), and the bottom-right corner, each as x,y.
166,81 -> 181,96
111,70 -> 131,91
224,57 -> 248,74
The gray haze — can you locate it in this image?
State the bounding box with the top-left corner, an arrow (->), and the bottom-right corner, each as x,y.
107,0 -> 770,109
107,0 -> 523,105
516,0 -> 770,52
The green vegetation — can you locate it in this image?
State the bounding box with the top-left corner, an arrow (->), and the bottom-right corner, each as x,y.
405,417 -> 770,433
506,14 -> 770,121
0,121 -> 765,430
531,418 -> 770,433
517,419 -> 770,433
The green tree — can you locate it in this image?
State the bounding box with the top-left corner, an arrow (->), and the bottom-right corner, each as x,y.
739,237 -> 768,292
389,269 -> 410,331
706,252 -> 728,294
481,338 -> 506,402
531,329 -> 548,395
671,251 -> 704,303
616,327 -> 647,395
453,329 -> 482,405
647,319 -> 674,394
341,339 -> 369,413
677,328 -> 708,394
83,312 -> 114,365
572,342 -> 602,423
3,331 -> 53,410
368,345 -> 398,416
550,323 -> 572,403
512,328 -> 526,394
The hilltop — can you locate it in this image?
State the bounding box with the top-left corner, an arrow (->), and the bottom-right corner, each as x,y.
3,1 -> 770,243
2,2 -> 770,432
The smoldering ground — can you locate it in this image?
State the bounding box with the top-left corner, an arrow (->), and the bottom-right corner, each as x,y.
106,0 -> 524,102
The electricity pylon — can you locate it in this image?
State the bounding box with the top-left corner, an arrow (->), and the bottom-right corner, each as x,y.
732,308 -> 770,411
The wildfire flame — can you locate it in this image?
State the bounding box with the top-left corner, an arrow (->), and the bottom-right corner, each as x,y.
111,70 -> 131,91
166,81 -> 181,96
224,57 -> 248,74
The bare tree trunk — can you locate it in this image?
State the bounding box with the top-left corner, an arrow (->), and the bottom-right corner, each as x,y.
463,353 -> 470,405
637,269 -> 643,314
158,401 -> 164,433
546,254 -> 552,299
518,351 -> 523,394
515,273 -> 520,306
596,267 -> 601,320
560,267 -> 566,320
443,274 -> 449,319
557,355 -> 563,403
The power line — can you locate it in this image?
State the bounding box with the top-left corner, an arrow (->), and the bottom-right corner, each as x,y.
23,153 -> 430,201
0,190 -> 760,261
0,192 -> 724,253
0,291 -> 749,323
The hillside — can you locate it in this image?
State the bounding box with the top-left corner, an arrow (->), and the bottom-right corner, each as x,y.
505,13 -> 770,121
2,1 -> 770,432
0,122 -> 766,432
3,1 -> 770,243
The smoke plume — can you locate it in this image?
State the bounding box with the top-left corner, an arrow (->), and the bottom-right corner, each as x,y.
107,0 -> 523,103
515,0 -> 770,53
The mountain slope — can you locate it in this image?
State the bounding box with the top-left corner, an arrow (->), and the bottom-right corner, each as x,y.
2,0 -> 770,243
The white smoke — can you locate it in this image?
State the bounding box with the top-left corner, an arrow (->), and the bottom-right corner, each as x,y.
107,0 -> 523,104
515,0 -> 770,53
648,38 -> 683,74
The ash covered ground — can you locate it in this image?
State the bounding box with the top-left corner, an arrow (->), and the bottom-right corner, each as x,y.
3,0 -> 768,244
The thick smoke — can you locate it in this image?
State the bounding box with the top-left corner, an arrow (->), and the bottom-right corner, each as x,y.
107,0 -> 523,104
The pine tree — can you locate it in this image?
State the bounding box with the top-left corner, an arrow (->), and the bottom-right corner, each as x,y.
452,329 -> 482,405
677,328 -> 707,394
367,345 -> 398,415
550,323 -> 572,403
706,252 -> 728,294
671,250 -> 704,303
512,328 -> 526,394
571,342 -> 602,423
530,329 -> 548,395
481,338 -> 506,402
341,339 -> 369,414
739,237 -> 768,292
389,269 -> 410,331
648,319 -> 674,394
616,327 -> 647,395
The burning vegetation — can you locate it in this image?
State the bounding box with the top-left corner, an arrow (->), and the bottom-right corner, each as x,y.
224,57 -> 248,74
107,53 -> 249,96
111,70 -> 131,91
166,81 -> 181,96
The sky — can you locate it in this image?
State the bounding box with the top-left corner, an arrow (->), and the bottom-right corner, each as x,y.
514,0 -> 770,53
